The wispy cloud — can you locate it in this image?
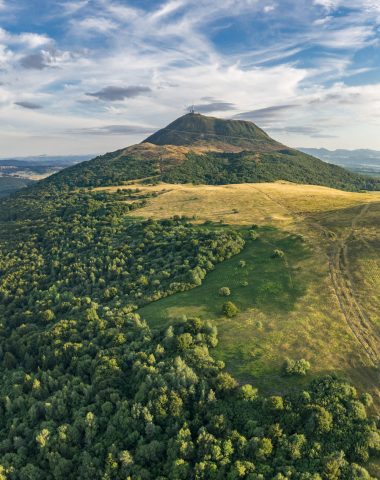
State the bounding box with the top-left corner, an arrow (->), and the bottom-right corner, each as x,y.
68,124 -> 155,135
60,1 -> 89,16
14,101 -> 43,110
189,101 -> 236,113
74,16 -> 116,34
234,105 -> 299,122
86,86 -> 152,101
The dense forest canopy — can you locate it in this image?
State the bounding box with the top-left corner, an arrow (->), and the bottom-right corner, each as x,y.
0,183 -> 379,479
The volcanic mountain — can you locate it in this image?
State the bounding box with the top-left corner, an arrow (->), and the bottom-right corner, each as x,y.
38,113 -> 380,192
143,112 -> 283,152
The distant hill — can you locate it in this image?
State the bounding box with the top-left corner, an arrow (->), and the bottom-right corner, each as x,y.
0,155 -> 94,167
299,148 -> 380,176
0,155 -> 95,196
34,114 -> 380,192
0,176 -> 35,197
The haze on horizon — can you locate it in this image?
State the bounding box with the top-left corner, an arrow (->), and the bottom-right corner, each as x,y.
1,0 -> 380,157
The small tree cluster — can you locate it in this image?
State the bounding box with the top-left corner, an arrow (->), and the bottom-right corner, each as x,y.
282,358 -> 311,376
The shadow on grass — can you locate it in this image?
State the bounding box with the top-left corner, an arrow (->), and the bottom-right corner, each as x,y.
139,226 -> 312,328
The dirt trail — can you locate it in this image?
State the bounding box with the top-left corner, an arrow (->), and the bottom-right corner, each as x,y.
328,204 -> 380,365
249,185 -> 380,366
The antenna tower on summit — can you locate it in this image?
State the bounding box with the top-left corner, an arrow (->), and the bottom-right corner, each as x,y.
189,105 -> 195,114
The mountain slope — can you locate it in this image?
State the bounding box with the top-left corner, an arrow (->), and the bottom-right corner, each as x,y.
143,112 -> 283,152
35,113 -> 380,192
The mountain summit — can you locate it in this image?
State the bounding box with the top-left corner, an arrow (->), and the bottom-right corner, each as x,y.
143,113 -> 283,152
37,113 -> 380,192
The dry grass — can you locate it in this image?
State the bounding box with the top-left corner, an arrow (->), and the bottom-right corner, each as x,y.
99,181 -> 380,228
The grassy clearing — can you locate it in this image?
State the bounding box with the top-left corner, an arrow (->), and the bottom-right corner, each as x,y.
105,181 -> 380,399
139,225 -> 371,395
98,181 -> 380,227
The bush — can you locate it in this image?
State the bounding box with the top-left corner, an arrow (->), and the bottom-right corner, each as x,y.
249,230 -> 259,240
272,249 -> 285,259
282,358 -> 311,376
219,287 -> 231,297
239,260 -> 246,268
222,301 -> 239,318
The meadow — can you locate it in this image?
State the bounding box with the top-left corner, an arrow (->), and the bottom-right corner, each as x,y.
98,182 -> 380,402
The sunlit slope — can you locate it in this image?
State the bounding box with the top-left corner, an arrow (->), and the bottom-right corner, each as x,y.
100,181 -> 380,226
99,182 -> 380,402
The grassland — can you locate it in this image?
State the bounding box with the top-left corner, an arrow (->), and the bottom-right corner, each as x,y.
101,182 -> 380,402
99,181 -> 380,227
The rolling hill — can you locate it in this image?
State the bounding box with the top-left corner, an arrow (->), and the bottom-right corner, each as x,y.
300,147 -> 380,177
35,113 -> 380,192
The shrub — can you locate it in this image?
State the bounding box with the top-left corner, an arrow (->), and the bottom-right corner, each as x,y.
239,384 -> 258,401
239,260 -> 246,268
219,287 -> 231,297
222,301 -> 239,318
272,249 -> 285,259
249,230 -> 259,240
282,358 -> 311,376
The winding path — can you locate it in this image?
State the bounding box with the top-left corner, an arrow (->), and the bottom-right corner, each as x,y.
328,203 -> 380,365
249,184 -> 380,366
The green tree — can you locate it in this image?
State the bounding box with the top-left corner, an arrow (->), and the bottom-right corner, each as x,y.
222,301 -> 239,317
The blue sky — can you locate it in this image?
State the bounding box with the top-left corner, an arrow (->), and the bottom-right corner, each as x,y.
1,0 -> 380,155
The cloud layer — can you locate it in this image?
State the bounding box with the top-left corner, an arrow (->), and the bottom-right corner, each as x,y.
0,0 -> 380,155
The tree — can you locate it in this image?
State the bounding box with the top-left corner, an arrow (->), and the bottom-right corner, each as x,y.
282,358 -> 311,376
222,301 -> 239,318
219,287 -> 231,297
42,309 -> 55,322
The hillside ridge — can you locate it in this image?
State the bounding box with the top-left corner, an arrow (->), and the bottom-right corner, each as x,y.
32,113 -> 380,192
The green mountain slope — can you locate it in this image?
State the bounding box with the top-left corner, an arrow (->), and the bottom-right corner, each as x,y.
34,113 -> 380,192
162,150 -> 380,190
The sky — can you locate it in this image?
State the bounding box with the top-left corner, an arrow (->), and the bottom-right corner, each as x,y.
1,0 -> 380,156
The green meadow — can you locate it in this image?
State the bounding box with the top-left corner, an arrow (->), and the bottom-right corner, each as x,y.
140,227 -> 335,393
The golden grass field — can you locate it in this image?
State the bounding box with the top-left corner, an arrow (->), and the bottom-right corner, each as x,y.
100,181 -> 380,226
100,181 -> 380,409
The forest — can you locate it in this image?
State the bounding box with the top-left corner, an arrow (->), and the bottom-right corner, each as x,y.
0,186 -> 379,479
34,146 -> 380,193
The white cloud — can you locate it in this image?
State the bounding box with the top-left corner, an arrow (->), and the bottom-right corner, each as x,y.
263,5 -> 276,13
1,0 -> 380,154
74,16 -> 116,34
60,1 -> 89,15
313,0 -> 339,10
18,33 -> 52,49
0,28 -> 52,49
